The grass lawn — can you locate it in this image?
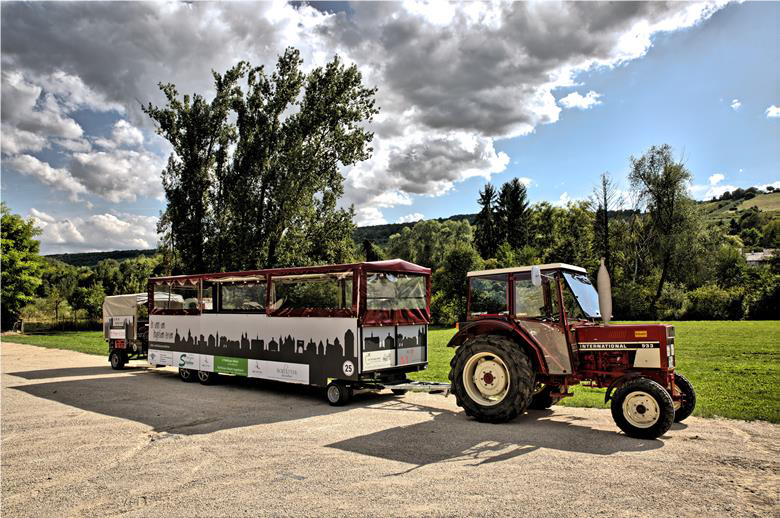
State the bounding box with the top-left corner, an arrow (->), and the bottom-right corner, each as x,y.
6,321 -> 779,422
4,331 -> 108,356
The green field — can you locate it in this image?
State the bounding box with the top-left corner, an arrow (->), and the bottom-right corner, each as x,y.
738,191 -> 780,212
5,321 -> 779,422
4,331 -> 108,356
699,191 -> 780,226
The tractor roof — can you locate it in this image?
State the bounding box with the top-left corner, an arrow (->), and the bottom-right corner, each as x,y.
466,263 -> 587,278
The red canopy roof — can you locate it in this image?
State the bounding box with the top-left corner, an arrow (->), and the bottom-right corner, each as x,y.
150,259 -> 430,283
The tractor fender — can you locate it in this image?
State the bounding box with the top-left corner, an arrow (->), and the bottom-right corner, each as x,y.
447,319 -> 549,375
604,372 -> 642,403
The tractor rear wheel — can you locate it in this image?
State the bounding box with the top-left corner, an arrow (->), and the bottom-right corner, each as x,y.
611,378 -> 675,439
449,335 -> 535,423
529,383 -> 556,410
673,373 -> 696,422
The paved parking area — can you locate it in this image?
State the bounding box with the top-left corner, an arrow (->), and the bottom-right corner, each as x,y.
2,342 -> 778,517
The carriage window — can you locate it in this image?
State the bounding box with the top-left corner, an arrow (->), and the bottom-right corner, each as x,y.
201,284 -> 215,311
270,273 -> 353,311
220,282 -> 266,312
153,283 -> 195,310
367,273 -> 426,310
469,275 -> 508,315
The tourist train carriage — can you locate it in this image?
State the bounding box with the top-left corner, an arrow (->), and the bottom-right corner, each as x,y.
146,259 -> 431,404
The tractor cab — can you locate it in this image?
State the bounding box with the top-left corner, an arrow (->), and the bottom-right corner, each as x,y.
467,263 -> 598,325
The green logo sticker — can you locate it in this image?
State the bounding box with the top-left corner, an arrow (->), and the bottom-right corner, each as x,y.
215,356 -> 248,376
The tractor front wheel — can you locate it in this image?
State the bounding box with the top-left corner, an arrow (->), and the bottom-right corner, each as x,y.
611,378 -> 675,439
449,335 -> 535,423
673,373 -> 696,423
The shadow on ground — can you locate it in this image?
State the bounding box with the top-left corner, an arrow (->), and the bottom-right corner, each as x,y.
7,367 -> 353,434
8,366 -> 145,379
326,399 -> 663,473
7,366 -> 663,467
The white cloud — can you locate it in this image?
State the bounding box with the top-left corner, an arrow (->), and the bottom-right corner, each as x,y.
690,173 -> 737,199
5,154 -> 88,201
517,177 -> 533,187
1,1 -> 729,251
29,208 -> 55,224
1,71 -> 83,147
69,147 -> 164,203
758,181 -> 780,191
95,120 -> 144,150
396,213 -> 424,224
559,91 -> 602,110
730,98 -> 741,111
31,210 -> 159,254
1,127 -> 47,155
555,192 -> 571,207
689,177 -> 737,200
766,105 -> 780,118
355,207 -> 387,226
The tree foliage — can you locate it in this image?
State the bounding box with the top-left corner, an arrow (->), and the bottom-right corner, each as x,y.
387,219 -> 474,271
496,178 -> 530,249
629,144 -> 695,311
474,183 -> 499,259
434,243 -> 483,321
591,172 -> 620,275
1,204 -> 44,329
145,48 -> 378,273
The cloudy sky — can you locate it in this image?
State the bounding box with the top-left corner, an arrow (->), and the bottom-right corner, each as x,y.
2,1 -> 778,254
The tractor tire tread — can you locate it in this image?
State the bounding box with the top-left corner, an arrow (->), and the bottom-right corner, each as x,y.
449,335 -> 535,423
673,372 -> 696,423
611,377 -> 675,439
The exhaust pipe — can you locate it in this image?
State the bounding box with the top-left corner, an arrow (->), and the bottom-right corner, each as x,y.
597,257 -> 612,325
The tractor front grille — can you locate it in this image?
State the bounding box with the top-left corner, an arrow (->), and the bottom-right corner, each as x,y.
666,326 -> 676,368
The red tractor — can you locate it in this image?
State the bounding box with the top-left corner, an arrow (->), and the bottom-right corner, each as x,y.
448,262 -> 696,439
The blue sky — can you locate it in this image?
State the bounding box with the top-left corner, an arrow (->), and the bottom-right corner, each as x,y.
1,1 -> 778,253
393,1 -> 780,221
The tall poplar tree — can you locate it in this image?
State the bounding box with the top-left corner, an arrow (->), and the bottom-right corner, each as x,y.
145,48 -> 378,272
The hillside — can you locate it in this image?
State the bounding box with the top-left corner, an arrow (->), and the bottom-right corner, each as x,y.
699,191 -> 780,226
45,249 -> 158,267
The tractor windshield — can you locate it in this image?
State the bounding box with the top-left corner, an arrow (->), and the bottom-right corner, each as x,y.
562,272 -> 601,319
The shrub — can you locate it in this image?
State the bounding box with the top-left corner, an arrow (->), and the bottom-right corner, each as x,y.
746,276 -> 780,319
613,281 -> 655,320
430,291 -> 458,326
656,283 -> 689,320
684,284 -> 745,320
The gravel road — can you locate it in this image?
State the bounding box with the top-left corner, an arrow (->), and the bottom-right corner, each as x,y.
1,342 -> 777,517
